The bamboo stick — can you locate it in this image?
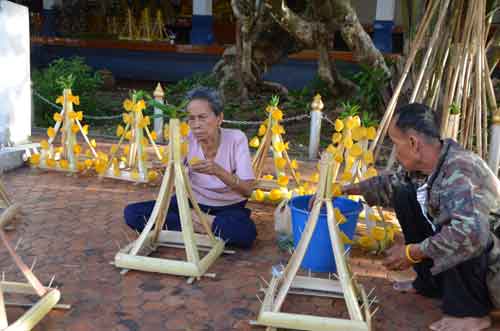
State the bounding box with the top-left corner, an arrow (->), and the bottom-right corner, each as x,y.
114,253 -> 200,276
0,203 -> 21,229
258,311 -> 368,331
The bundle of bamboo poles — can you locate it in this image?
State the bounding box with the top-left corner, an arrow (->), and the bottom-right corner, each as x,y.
371,0 -> 499,172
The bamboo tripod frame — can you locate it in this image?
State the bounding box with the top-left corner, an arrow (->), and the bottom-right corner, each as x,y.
114,119 -> 226,281
255,153 -> 372,331
251,111 -> 301,201
0,180 -> 20,229
102,96 -> 163,183
37,88 -> 97,173
0,229 -> 70,330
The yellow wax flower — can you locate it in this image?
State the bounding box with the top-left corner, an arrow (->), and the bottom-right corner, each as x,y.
71,123 -> 79,133
138,116 -> 150,129
46,158 -> 56,168
123,113 -> 132,124
334,152 -> 344,163
273,141 -> 285,153
275,125 -> 286,135
189,156 -> 201,166
254,189 -> 265,202
94,160 -> 107,174
76,111 -> 83,121
123,99 -> 134,111
116,125 -> 124,137
29,154 -> 40,166
294,171 -> 301,181
55,96 -> 64,104
150,130 -> 157,141
53,112 -> 62,122
70,95 -> 80,105
339,231 -> 354,244
269,189 -> 282,201
73,144 -> 82,155
141,137 -> 148,146
363,151 -> 374,165
371,226 -> 387,241
340,171 -> 352,182
332,132 -> 342,144
131,170 -> 140,180
350,143 -> 363,157
47,127 -> 56,138
147,170 -> 159,181
352,115 -> 361,128
68,111 -> 77,120
90,139 -> 97,148
141,152 -> 148,161
366,127 -> 377,140
345,116 -> 356,129
134,99 -> 146,112
265,105 -> 275,113
249,137 -> 260,148
125,131 -> 132,141
59,159 -> 69,169
334,119 -> 344,132
109,144 -> 118,154
277,175 -> 289,187
40,140 -> 49,150
290,159 -> 298,169
275,157 -> 286,170
258,124 -> 267,136
262,174 -> 274,180
357,235 -> 379,251
334,208 -> 346,224
123,145 -> 130,155
343,136 -> 353,149
84,159 -> 93,169
365,167 -> 378,178
271,109 -> 283,121
351,126 -> 366,141
113,167 -> 121,177
326,144 -> 336,154
82,125 -> 89,135
180,122 -> 190,136
85,149 -> 93,158
76,161 -> 85,172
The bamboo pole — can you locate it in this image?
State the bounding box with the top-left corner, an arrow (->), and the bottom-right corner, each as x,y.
0,203 -> 21,229
257,311 -> 369,331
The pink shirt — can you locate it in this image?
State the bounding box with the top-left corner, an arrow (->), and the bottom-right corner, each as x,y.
187,128 -> 255,206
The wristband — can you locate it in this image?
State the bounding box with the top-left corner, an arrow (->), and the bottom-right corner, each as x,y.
405,244 -> 422,264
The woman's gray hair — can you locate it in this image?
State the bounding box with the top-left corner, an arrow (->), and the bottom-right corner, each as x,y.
186,87 -> 223,116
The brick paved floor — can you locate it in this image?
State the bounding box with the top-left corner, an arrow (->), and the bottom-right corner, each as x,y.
1,166 -> 499,331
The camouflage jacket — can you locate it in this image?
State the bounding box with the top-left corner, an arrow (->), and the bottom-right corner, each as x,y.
359,139 -> 500,278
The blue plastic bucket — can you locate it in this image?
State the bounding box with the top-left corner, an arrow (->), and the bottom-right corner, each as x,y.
289,195 -> 362,273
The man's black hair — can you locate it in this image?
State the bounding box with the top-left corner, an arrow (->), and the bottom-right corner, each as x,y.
394,103 -> 440,140
186,87 -> 223,116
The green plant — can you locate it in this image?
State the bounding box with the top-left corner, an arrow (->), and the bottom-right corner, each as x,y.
339,101 -> 361,119
32,57 -> 103,127
449,102 -> 461,115
349,64 -> 389,113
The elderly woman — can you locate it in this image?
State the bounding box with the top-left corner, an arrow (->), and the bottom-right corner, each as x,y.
124,87 -> 257,248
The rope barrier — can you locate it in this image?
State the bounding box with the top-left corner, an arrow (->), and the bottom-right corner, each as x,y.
33,90 -> 314,125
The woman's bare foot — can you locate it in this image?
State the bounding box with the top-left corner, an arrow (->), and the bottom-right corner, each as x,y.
392,280 -> 417,294
429,315 -> 491,331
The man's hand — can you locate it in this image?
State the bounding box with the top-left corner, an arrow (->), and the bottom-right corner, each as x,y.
190,160 -> 222,176
382,243 -> 413,271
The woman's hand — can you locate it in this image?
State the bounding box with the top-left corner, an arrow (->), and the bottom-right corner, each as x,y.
191,160 -> 223,176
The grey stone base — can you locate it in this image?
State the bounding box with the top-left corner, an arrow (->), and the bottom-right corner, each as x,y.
0,143 -> 39,172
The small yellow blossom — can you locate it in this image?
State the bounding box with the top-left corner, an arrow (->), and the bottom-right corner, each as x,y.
141,137 -> 148,146
273,141 -> 285,153
277,175 -> 289,187
46,158 -> 56,168
150,131 -> 157,141
71,123 -> 79,133
76,161 -> 86,172
123,99 -> 134,111
332,183 -> 342,197
138,116 -> 150,129
147,170 -> 159,181
59,159 -> 69,169
53,112 -> 62,122
90,139 -> 97,148
275,157 -> 286,170
116,125 -> 125,137
343,136 -> 353,149
131,169 -> 140,180
258,125 -> 267,136
82,125 -> 89,135
269,189 -> 282,201
365,167 -> 378,178
332,132 -> 342,144
134,99 -> 146,112
69,95 -> 80,105
73,144 -> 82,155
125,131 -> 132,141
326,144 -> 336,154
334,119 -> 344,132
84,159 -> 94,169
262,174 -> 274,180
76,111 -> 83,121
123,145 -> 130,155
47,127 -> 57,139
340,171 -> 352,182
249,137 -> 260,148
363,151 -> 374,165
271,109 -> 283,121
271,124 -> 285,135
290,159 -> 298,169
29,154 -> 41,166
68,111 -> 77,120
55,96 -> 64,104
40,140 -> 49,150
334,152 -> 344,163
351,126 -> 366,141
366,127 -> 377,140
254,189 -> 265,202
180,122 -> 190,137
310,172 -> 320,183
350,143 -> 363,157
123,113 -> 132,124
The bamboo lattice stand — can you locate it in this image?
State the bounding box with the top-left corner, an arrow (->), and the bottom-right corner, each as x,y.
0,180 -> 20,230
0,230 -> 70,330
114,119 -> 228,282
254,152 -> 373,331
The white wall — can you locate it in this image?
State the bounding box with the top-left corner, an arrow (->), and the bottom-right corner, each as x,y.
0,1 -> 31,145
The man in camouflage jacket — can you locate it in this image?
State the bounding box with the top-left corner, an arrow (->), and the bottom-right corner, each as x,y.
344,103 -> 500,331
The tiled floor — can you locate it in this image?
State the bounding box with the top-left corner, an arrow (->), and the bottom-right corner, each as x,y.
0,165 -> 498,331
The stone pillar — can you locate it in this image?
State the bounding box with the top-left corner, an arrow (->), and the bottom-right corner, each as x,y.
0,1 -> 32,170
374,0 -> 395,53
190,0 -> 213,45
